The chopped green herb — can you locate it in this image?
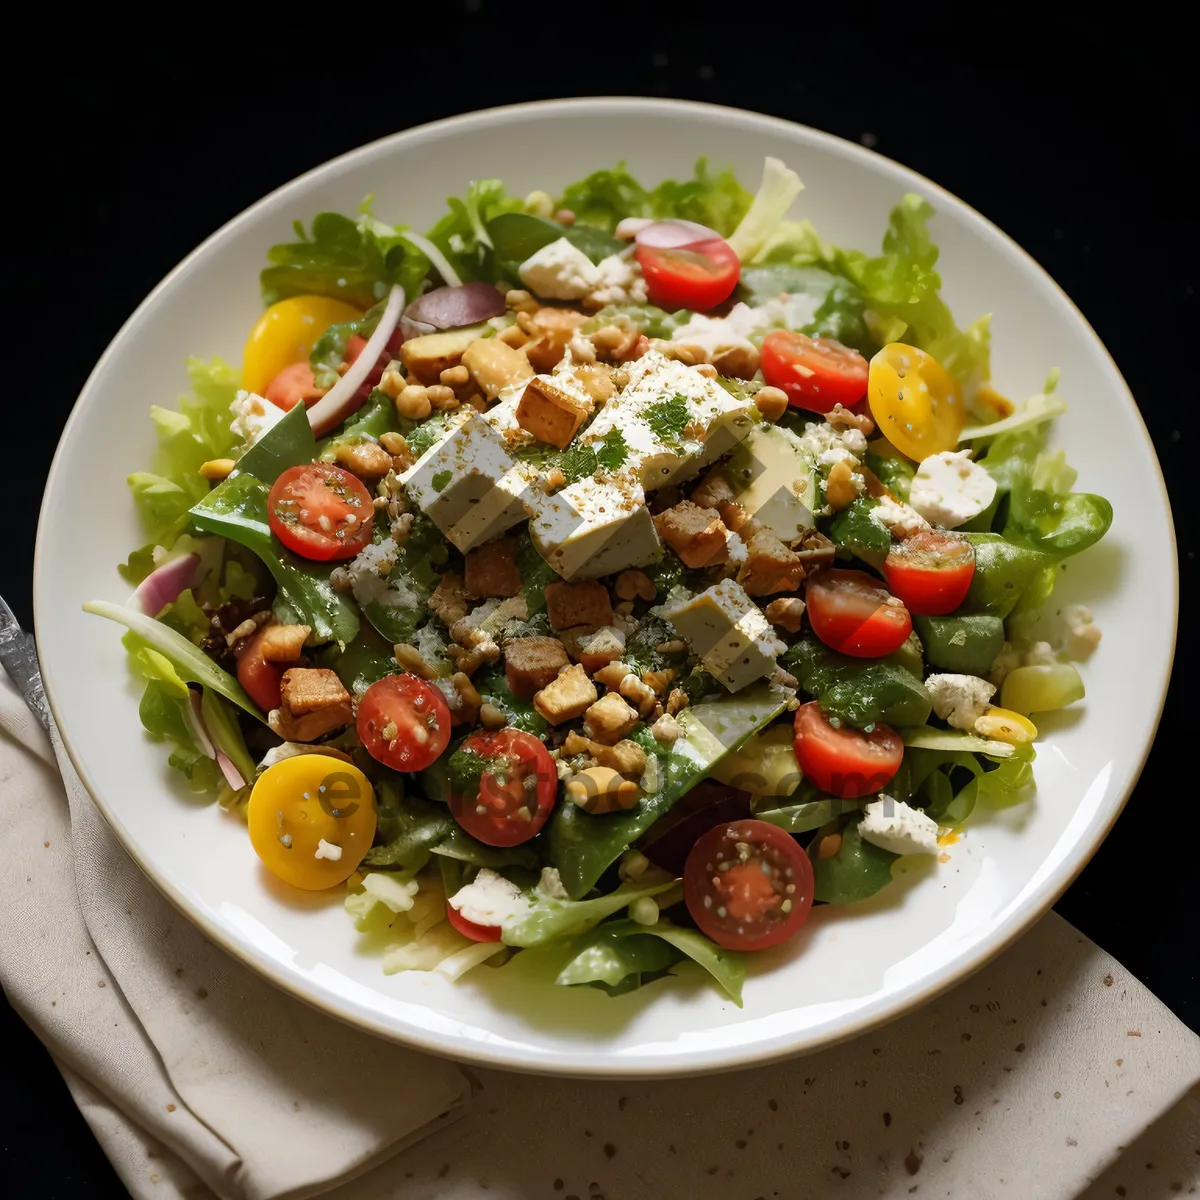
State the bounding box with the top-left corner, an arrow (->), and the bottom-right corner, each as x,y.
559,443 -> 599,483
447,747 -> 514,794
431,469 -> 452,493
643,394 -> 691,443
595,428 -> 630,472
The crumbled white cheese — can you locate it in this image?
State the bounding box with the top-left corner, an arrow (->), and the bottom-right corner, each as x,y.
724,529 -> 748,566
587,251 -> 648,307
925,672 -> 996,730
447,868 -> 528,927
1022,641 -> 1058,667
910,449 -> 997,529
987,641 -> 1022,687
348,538 -> 426,613
229,390 -> 284,447
537,866 -> 570,900
671,312 -> 758,360
314,839 -> 343,861
1063,604 -> 1102,659
870,494 -> 931,539
518,237 -> 602,301
859,796 -> 940,856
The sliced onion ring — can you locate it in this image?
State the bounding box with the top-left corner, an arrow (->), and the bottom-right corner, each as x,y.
307,284 -> 405,437
127,552 -> 199,616
186,689 -> 216,759
634,219 -> 722,248
216,749 -> 247,790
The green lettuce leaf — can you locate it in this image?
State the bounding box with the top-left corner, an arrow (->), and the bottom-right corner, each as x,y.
555,158 -> 752,237
501,880 -> 676,948
137,679 -> 223,793
189,472 -> 359,646
727,157 -> 805,262
425,178 -> 526,283
261,207 -> 429,309
810,817 -> 898,904
235,401 -> 316,483
85,601 -> 262,719
200,687 -> 256,785
129,358 -> 242,543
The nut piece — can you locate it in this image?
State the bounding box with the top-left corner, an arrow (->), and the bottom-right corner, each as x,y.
464,537 -> 521,599
516,376 -> 592,449
257,623 -> 311,663
614,569 -> 656,602
764,596 -> 807,634
461,337 -> 535,400
425,384 -> 459,411
392,643 -> 437,680
523,307 -> 587,374
200,458 -> 237,482
334,440 -> 394,482
665,687 -> 689,716
504,636 -> 570,700
582,692 -> 640,744
654,501 -> 729,568
545,580 -> 613,631
618,673 -> 657,716
794,529 -> 837,568
478,702 -> 508,730
650,713 -> 683,745
827,403 -> 875,435
592,659 -> 633,690
394,384 -> 432,421
430,571 -> 471,628
824,460 -> 859,511
571,363 -> 617,406
689,466 -> 736,512
737,530 -> 806,597
533,663 -> 598,725
641,668 -> 676,695
563,731 -> 648,777
444,672 -> 483,725
753,385 -> 789,422
566,766 -> 641,814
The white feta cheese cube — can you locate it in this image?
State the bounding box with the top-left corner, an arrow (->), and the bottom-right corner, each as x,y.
400,412 -> 535,552
518,237 -> 601,301
910,449 -> 997,529
870,494 -> 931,539
925,672 -> 996,730
229,390 -> 284,447
859,796 -> 940,856
665,579 -> 785,692
447,868 -> 528,927
586,252 -> 648,307
528,473 -> 662,580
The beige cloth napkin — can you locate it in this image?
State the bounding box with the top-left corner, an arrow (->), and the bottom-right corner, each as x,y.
2,668 -> 1197,1199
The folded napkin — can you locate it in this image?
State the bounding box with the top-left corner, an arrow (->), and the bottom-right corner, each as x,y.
3,667 -> 1197,1200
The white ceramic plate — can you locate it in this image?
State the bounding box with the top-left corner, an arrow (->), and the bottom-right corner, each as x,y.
36,99 -> 1176,1077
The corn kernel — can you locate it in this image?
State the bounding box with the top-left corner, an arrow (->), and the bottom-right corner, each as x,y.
975,707 -> 1037,744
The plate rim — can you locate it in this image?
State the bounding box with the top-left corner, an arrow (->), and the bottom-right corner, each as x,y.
34,96 -> 1179,1077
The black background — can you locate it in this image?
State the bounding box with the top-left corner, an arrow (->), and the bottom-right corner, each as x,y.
4,5 -> 1194,1193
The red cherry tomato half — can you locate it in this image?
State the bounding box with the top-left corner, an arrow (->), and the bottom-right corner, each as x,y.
760,330 -> 869,414
265,362 -> 326,412
446,901 -> 502,943
806,568 -> 912,658
447,728 -> 558,847
883,530 -> 976,616
235,626 -> 284,713
357,674 -> 452,773
683,819 -> 814,951
792,701 -> 903,799
635,237 -> 740,312
267,463 -> 374,562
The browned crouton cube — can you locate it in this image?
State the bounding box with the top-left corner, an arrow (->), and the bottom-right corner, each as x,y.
653,501 -> 729,568
737,530 -> 806,597
464,537 -> 521,598
504,636 -> 570,700
582,692 -> 639,744
279,668 -> 351,716
523,307 -> 587,374
689,466 -> 736,512
430,571 -> 471,628
533,664 -> 597,725
545,580 -> 613,631
515,376 -> 592,449
461,338 -> 534,399
561,731 -> 648,778
570,626 -> 626,673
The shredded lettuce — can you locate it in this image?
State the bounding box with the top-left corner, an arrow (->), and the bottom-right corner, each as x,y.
425,179 -> 526,283
501,880 -> 677,948
128,358 -> 242,544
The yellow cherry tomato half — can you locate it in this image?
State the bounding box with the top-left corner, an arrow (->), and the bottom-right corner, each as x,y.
242,295 -> 363,396
247,753 -> 376,890
867,342 -> 965,461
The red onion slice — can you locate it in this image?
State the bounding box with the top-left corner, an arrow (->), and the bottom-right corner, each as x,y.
186,689 -> 216,760
635,219 -> 723,249
216,749 -> 247,790
307,284 -> 405,437
404,282 -> 506,331
127,552 -> 200,616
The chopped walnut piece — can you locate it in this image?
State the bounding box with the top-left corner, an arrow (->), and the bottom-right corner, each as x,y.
257,624 -> 311,663
562,731 -> 647,777
826,403 -> 875,435
333,440 -> 394,482
523,307 -> 588,373
430,571 -> 471,628
793,529 -> 837,568
764,596 -> 807,634
653,501 -> 729,568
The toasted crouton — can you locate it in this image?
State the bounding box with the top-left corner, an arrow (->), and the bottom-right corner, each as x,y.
464,537 -> 521,599
545,580 -> 613,631
516,376 -> 592,449
504,636 -> 570,700
533,663 -> 597,725
430,571 -> 471,628
654,501 -> 729,568
737,530 -> 806,597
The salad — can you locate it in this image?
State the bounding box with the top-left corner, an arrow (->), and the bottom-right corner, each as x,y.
87,156 -> 1112,1003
